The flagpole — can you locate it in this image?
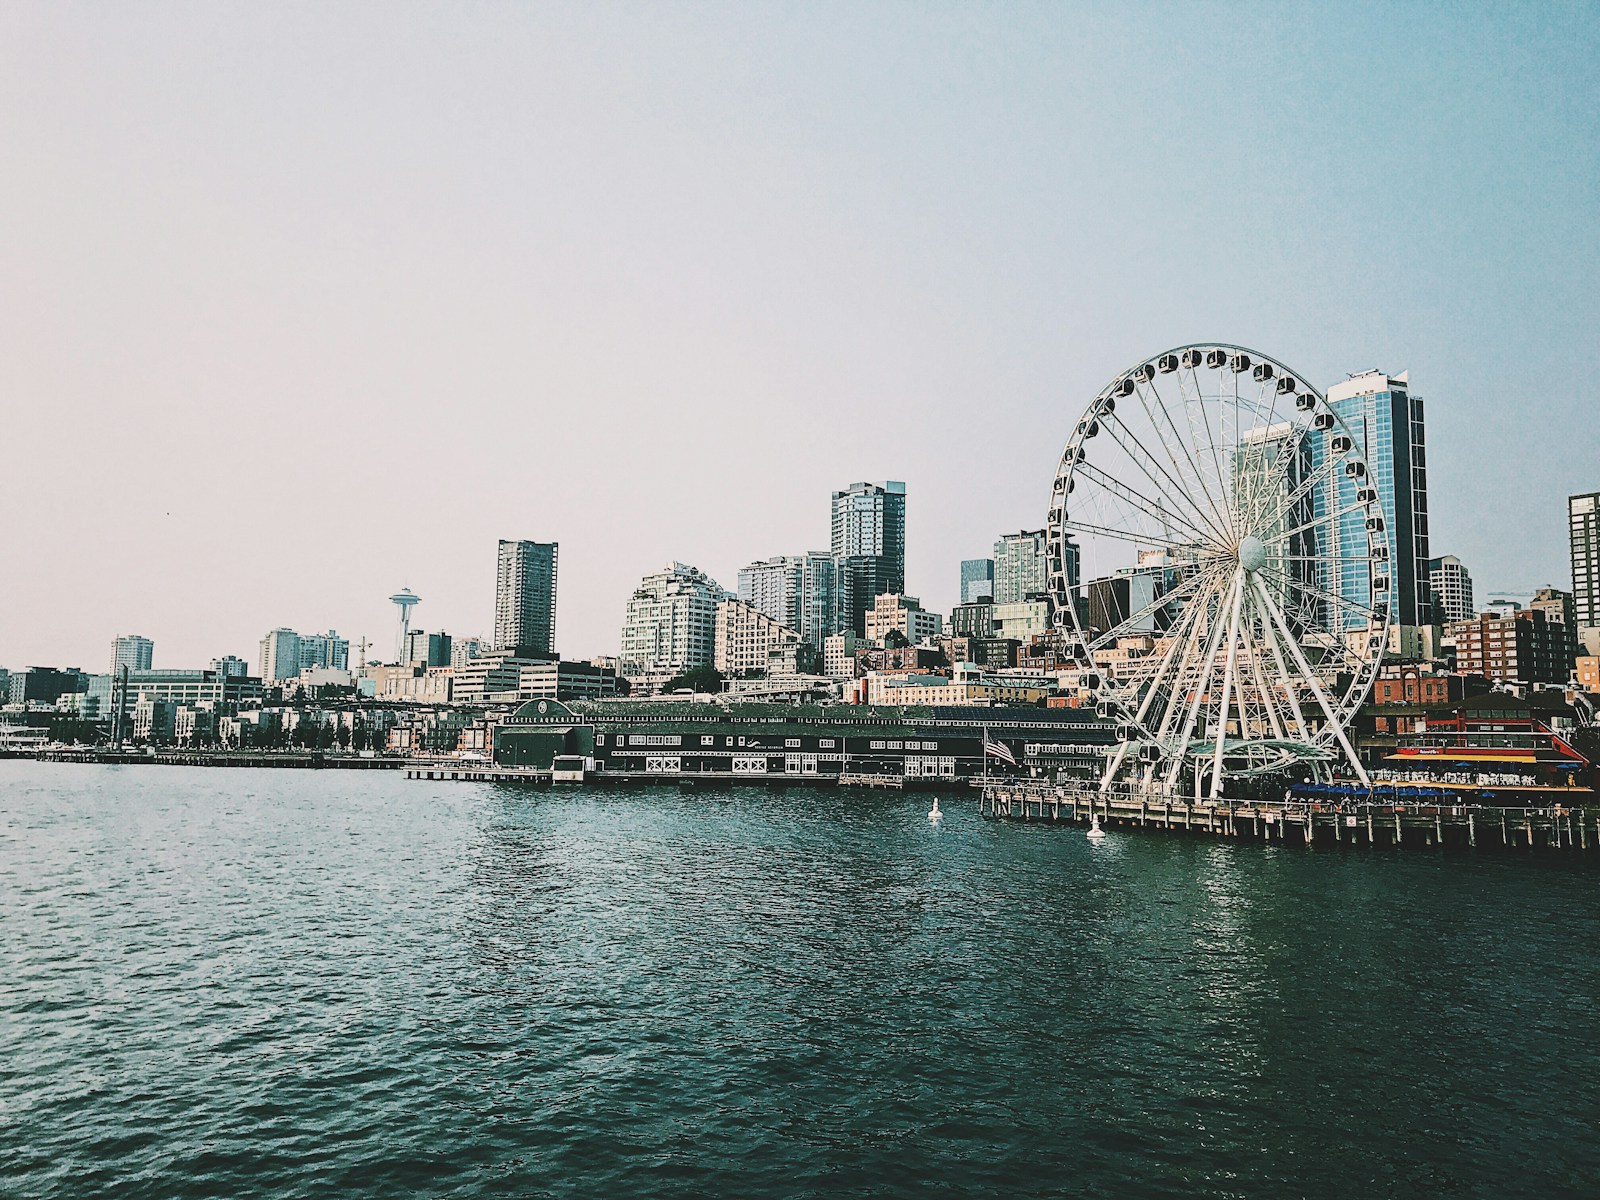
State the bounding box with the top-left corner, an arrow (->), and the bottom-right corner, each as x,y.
982,722 -> 989,801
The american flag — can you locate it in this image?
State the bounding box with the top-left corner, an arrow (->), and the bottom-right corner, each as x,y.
983,732 -> 1017,766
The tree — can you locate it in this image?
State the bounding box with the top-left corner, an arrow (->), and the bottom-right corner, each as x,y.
663,665 -> 724,694
336,723 -> 352,750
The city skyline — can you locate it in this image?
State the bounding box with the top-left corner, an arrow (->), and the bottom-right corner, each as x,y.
3,6 -> 1597,667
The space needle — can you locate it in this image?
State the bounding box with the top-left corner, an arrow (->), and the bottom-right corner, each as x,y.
389,588 -> 420,664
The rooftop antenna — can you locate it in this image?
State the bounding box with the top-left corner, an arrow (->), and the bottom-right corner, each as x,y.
389,589 -> 420,664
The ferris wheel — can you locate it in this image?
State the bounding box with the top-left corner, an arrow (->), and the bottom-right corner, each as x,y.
1045,344 -> 1391,797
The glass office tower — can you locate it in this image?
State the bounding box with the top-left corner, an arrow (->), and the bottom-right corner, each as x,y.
1316,370 -> 1431,631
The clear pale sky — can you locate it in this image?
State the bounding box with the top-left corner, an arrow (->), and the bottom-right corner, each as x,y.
3,2 -> 1597,671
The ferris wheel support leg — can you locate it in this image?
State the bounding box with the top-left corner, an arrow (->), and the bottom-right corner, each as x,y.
1100,576 -> 1216,792
1241,613 -> 1287,741
1254,598 -> 1310,741
1164,573 -> 1235,794
1209,570 -> 1247,799
1252,575 -> 1370,788
1150,575 -> 1221,794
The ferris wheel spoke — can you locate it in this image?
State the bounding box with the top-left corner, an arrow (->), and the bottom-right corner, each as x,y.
1239,605 -> 1287,741
1275,497 -> 1376,546
1149,570 -> 1225,749
1236,433 -> 1300,533
1133,377 -> 1235,543
1252,574 -> 1371,786
1086,559 -> 1228,653
1260,563 -> 1381,626
1060,518 -> 1201,553
1099,572 -> 1217,787
1071,460 -> 1218,546
1096,409 -> 1232,545
1177,367 -> 1239,543
1250,449 -> 1347,537
1251,588 -> 1312,740
1209,570 -> 1248,796
1163,571 -> 1237,791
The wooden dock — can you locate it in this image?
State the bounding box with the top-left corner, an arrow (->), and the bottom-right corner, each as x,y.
404,764 -> 551,783
979,781 -> 1600,852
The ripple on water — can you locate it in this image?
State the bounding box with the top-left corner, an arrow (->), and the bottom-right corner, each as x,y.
1,762 -> 1597,1199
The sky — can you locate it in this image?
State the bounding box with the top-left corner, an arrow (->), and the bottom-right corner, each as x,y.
2,2 -> 1597,671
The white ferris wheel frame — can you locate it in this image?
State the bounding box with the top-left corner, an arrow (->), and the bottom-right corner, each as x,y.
1045,343 -> 1393,795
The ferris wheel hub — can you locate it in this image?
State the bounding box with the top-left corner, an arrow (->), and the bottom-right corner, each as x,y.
1237,534 -> 1268,573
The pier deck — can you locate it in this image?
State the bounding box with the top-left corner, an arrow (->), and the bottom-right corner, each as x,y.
979,781 -> 1599,851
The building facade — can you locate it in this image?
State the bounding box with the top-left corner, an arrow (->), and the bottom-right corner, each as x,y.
831,481 -> 906,597
1321,369 -> 1432,629
864,594 -> 943,645
1571,492 -> 1600,655
495,539 -> 559,654
993,530 -> 1049,605
992,599 -> 1052,643
1427,555 -> 1475,625
111,635 -> 154,675
714,599 -> 800,678
1530,586 -> 1579,674
450,637 -> 488,671
296,631 -> 349,672
258,629 -> 300,681
960,558 -> 995,604
1449,609 -> 1570,686
620,562 -> 722,678
404,630 -> 453,668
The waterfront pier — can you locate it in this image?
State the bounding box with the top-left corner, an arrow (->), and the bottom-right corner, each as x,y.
979,780 -> 1599,852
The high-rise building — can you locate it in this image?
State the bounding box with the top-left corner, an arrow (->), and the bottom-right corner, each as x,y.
737,551 -> 848,650
495,540 -> 559,655
1572,492 -> 1600,656
1450,609 -> 1570,686
863,594 -> 943,645
111,635 -> 154,675
960,559 -> 995,604
296,630 -> 349,672
1426,555 -> 1475,625
993,531 -> 1049,605
1530,586 -> 1579,673
258,628 -> 347,679
404,630 -> 453,668
1320,370 -> 1431,630
450,636 -> 488,671
209,656 -> 249,679
714,599 -> 800,677
738,556 -> 802,630
831,481 -> 906,595
259,629 -> 301,681
619,563 -> 723,678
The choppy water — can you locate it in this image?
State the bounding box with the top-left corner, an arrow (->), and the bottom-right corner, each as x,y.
2,762 -> 1597,1198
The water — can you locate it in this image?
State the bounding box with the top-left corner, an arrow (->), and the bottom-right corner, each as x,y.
3,762 -> 1597,1198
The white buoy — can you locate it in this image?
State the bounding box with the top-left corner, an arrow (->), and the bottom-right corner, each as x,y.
1087,812 -> 1106,841
929,796 -> 942,824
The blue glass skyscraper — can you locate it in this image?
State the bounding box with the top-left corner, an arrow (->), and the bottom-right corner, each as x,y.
1316,370 -> 1431,631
